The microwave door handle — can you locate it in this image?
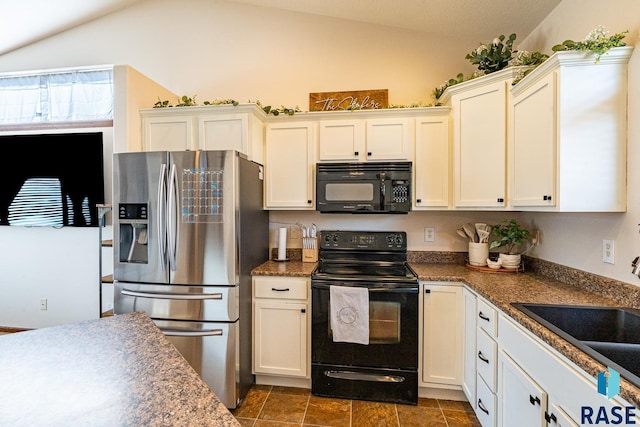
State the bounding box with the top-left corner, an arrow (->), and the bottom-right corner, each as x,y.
158,163 -> 168,271
378,172 -> 386,210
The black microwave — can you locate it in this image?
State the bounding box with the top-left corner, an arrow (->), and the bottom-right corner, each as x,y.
316,162 -> 412,213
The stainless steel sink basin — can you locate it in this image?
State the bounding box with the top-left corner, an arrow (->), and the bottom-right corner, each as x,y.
512,303 -> 640,388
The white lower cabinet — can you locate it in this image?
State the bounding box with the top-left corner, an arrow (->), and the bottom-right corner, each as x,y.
252,276 -> 309,378
421,281 -> 463,387
462,288 -> 477,406
497,313 -> 639,427
476,374 -> 497,427
460,289 -> 636,427
498,351 -> 548,427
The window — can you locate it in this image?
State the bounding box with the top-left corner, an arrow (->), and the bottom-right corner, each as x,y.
0,67 -> 113,124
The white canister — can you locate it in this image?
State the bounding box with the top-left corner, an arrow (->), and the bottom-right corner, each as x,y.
468,242 -> 489,266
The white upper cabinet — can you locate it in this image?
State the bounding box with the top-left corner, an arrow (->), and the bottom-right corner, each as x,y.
318,119 -> 365,161
413,110 -> 450,209
317,113 -> 414,162
365,117 -> 413,161
441,68 -> 524,209
140,104 -> 266,164
510,47 -> 632,212
142,113 -> 194,151
264,121 -> 317,209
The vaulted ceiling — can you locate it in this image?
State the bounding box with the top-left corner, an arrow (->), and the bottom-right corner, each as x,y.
0,0 -> 561,56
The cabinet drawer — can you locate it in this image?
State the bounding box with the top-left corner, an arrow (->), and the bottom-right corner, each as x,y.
476,374 -> 496,427
476,328 -> 497,392
253,277 -> 308,300
477,298 -> 497,337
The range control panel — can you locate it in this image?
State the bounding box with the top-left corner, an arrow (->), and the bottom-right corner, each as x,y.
319,230 -> 406,251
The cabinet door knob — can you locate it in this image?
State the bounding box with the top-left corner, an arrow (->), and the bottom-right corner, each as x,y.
543,195 -> 552,201
354,151 -> 359,156
416,199 -> 422,204
497,198 -> 504,203
307,200 -> 312,204
529,395 -> 541,406
367,152 -> 372,156
301,308 -> 306,314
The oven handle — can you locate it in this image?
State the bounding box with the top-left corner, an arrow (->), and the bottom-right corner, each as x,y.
324,369 -> 405,383
311,282 -> 418,293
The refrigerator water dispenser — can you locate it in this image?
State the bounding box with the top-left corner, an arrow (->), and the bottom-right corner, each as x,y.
118,203 -> 149,264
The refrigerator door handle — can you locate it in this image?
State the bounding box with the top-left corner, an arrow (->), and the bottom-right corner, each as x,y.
160,328 -> 224,337
158,163 -> 168,271
167,162 -> 179,271
121,289 -> 223,300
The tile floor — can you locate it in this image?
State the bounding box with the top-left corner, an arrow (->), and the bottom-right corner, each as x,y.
232,385 -> 481,427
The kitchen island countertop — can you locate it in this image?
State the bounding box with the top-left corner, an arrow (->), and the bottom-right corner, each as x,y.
252,259 -> 640,408
0,311 -> 240,427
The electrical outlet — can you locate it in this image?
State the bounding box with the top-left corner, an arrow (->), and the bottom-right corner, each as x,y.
603,239 -> 615,264
424,227 -> 435,242
532,230 -> 541,246
40,298 -> 47,310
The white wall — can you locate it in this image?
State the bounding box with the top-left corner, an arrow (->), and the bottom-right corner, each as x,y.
0,0 -> 475,108
0,227 -> 101,328
0,0 -> 638,305
517,0 -> 640,285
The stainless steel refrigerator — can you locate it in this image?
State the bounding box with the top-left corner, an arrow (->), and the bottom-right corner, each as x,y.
113,150 -> 268,409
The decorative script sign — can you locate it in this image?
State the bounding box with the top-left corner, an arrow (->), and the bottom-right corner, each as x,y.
309,89 -> 388,112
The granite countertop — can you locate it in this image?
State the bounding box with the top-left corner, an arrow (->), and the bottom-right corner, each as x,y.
252,259 -> 640,408
0,311 -> 240,427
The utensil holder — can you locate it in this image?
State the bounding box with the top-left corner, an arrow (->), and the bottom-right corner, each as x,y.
468,242 -> 489,266
303,238 -> 318,263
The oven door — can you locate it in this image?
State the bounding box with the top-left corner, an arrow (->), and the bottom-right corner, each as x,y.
311,281 -> 418,369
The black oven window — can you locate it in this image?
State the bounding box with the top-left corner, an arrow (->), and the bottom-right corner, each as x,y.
328,300 -> 401,344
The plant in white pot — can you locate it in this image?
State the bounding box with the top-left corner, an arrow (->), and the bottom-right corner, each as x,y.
489,219 -> 532,269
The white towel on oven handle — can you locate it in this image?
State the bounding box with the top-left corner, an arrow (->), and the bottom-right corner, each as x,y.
330,285 -> 369,345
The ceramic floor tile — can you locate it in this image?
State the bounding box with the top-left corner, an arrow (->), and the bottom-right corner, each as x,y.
236,417 -> 257,427
352,400 -> 399,427
233,385 -> 481,427
270,386 -> 311,396
442,409 -> 482,427
259,392 -> 309,423
396,405 -> 446,427
232,386 -> 271,419
438,399 -> 475,413
416,397 -> 440,408
303,395 -> 351,426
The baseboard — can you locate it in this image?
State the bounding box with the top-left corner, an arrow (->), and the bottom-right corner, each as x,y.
418,386 -> 467,401
255,374 -> 311,389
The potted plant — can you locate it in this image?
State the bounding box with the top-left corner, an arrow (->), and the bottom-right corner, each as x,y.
465,33 -> 517,74
489,219 -> 532,269
551,25 -> 628,63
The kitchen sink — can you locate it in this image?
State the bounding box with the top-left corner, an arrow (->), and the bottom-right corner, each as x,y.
512,303 -> 640,388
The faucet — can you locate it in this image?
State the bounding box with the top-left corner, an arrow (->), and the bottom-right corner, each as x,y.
632,256 -> 640,277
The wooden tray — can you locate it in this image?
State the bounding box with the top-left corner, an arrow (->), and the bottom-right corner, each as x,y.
466,263 -> 524,273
